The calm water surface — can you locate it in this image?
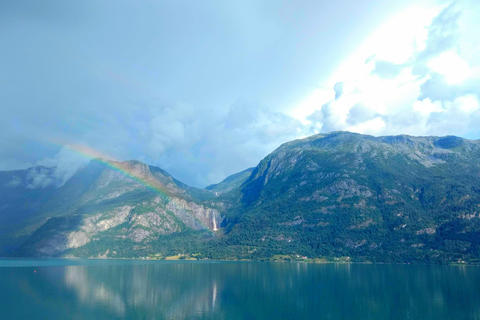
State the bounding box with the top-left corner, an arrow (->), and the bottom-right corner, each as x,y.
0,260 -> 479,319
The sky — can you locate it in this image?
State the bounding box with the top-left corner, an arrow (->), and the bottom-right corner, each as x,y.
1,0 -> 479,187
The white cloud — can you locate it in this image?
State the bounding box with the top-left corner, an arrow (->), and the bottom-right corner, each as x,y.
37,146 -> 90,187
126,99 -> 308,186
348,117 -> 386,135
294,1 -> 480,139
427,51 -> 472,84
449,94 -> 479,113
412,98 -> 443,116
26,167 -> 55,189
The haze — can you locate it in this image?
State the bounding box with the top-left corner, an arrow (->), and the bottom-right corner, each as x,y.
1,0 -> 479,187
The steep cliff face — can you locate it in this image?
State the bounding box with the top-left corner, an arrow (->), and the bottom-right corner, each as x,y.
14,160 -> 222,257
3,132 -> 480,262
21,197 -> 223,257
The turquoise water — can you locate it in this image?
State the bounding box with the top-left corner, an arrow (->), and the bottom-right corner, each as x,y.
0,260 -> 479,319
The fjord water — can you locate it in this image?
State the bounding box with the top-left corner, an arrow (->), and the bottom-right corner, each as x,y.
1,260 -> 479,320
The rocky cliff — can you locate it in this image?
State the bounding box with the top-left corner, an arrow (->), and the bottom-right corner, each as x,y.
10,160 -> 222,257
2,132 -> 480,263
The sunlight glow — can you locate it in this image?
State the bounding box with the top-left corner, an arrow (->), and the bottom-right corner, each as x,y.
427,51 -> 472,85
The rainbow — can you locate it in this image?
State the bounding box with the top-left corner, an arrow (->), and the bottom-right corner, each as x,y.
56,143 -> 215,232
64,143 -> 173,200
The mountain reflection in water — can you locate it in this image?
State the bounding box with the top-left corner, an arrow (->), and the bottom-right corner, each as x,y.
64,263 -> 223,319
1,261 -> 480,319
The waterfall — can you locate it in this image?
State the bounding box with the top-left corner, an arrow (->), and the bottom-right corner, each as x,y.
212,214 -> 218,231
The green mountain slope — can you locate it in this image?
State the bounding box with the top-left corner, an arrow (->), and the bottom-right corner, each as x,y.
2,131 -> 480,263
206,168 -> 255,194
223,132 -> 480,263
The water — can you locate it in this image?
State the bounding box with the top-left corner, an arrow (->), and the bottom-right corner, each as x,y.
1,260 -> 479,319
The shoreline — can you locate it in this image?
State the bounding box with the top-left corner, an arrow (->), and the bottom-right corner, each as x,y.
0,256 -> 479,267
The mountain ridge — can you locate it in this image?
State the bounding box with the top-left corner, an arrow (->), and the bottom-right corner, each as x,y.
2,131 -> 480,263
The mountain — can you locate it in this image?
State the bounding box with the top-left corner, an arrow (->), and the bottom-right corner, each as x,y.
0,166 -> 58,253
206,168 -> 254,194
2,131 -> 480,263
1,160 -> 221,257
224,132 -> 480,263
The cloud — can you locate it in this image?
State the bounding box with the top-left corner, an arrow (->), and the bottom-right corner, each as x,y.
372,60 -> 403,78
32,98 -> 307,188
425,94 -> 480,133
334,82 -> 344,100
144,99 -> 307,186
307,110 -> 324,124
419,73 -> 460,101
5,176 -> 22,188
2,0 -> 480,189
25,167 -> 55,189
346,104 -> 379,126
37,146 -> 90,187
308,100 -> 345,133
302,1 -> 480,139
414,3 -> 461,68
427,51 -> 471,84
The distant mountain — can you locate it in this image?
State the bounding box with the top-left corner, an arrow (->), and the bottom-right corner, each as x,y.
0,166 -> 57,253
206,167 -> 254,194
2,132 -> 480,263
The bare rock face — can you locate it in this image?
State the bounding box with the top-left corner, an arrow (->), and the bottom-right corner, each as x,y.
12,131 -> 480,263
17,158 -> 223,257
84,206 -> 133,233
25,188 -> 223,256
67,231 -> 90,249
172,199 -> 223,230
32,206 -> 133,256
129,229 -> 151,243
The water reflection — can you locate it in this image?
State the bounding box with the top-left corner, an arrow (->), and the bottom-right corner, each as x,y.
65,266 -> 126,316
1,262 -> 480,319
63,263 -> 224,319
